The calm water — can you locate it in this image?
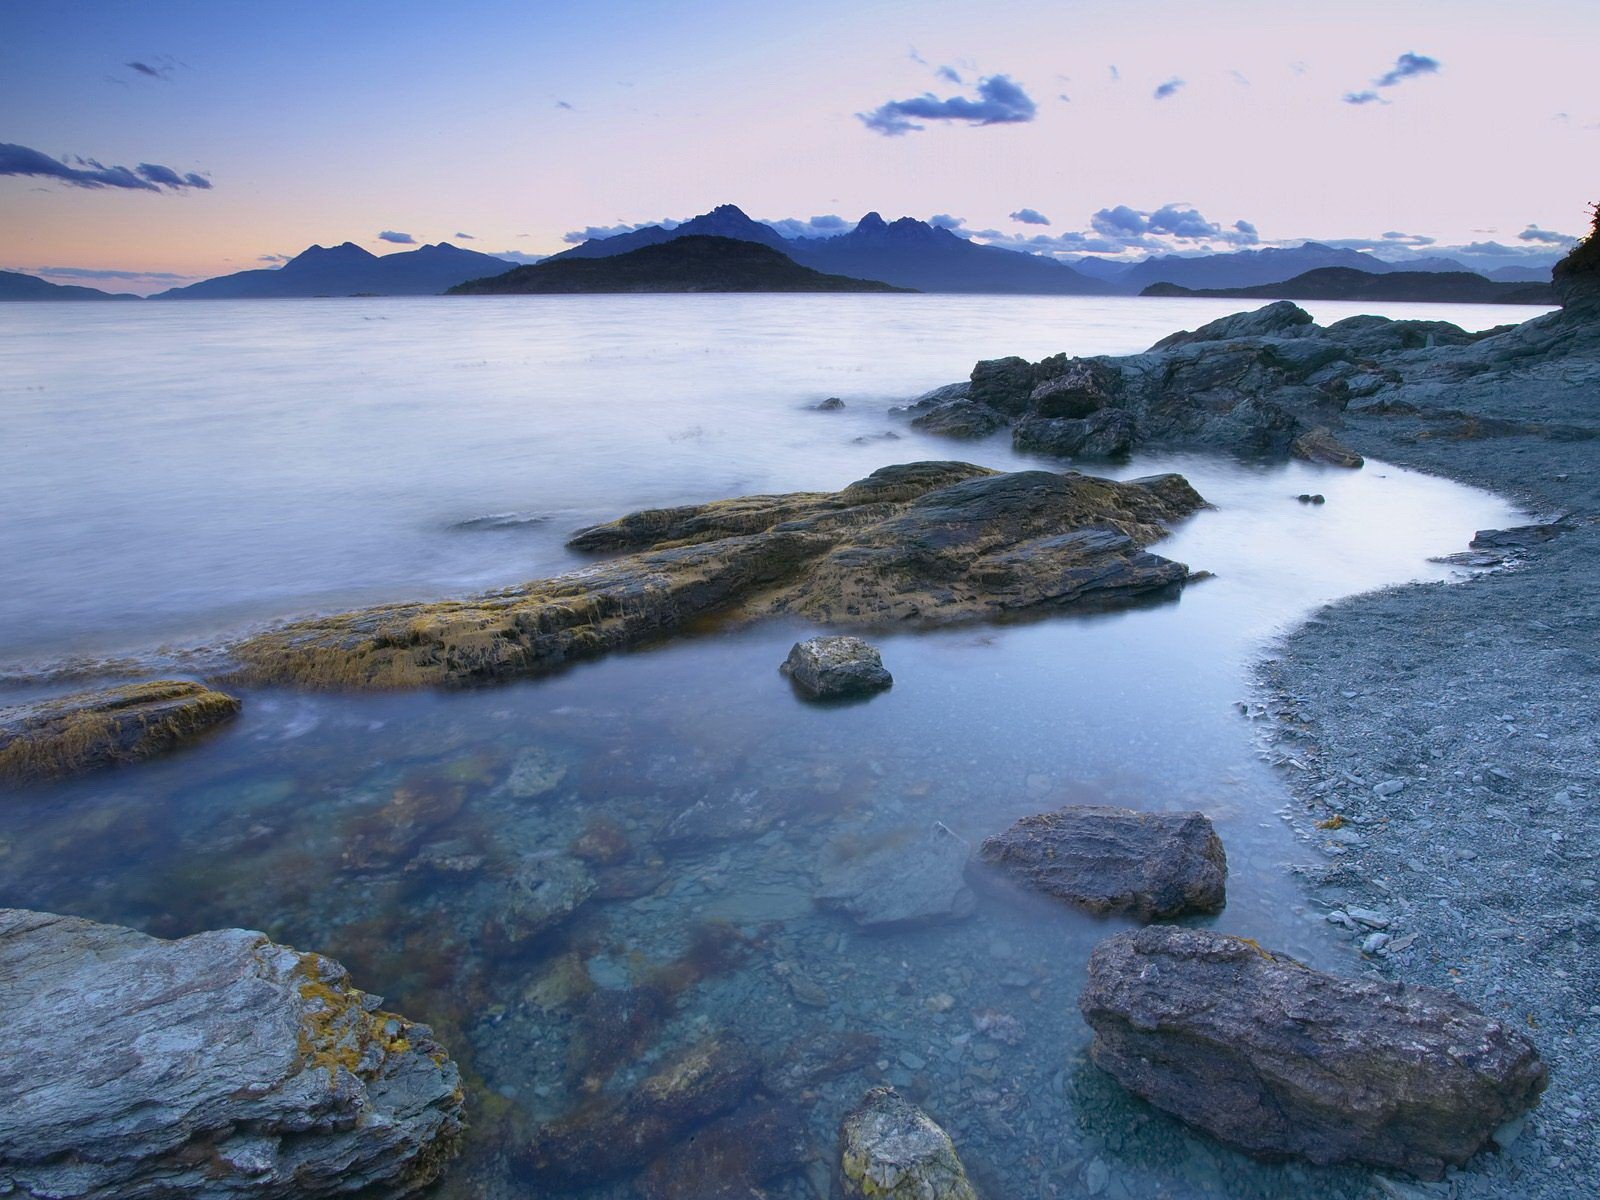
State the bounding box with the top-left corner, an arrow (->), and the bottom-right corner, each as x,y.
0,295 -> 1530,1198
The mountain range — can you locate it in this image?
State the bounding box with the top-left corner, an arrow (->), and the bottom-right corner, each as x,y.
450,236 -> 911,294
1142,266 -> 1555,305
0,270 -> 139,301
150,241 -> 517,299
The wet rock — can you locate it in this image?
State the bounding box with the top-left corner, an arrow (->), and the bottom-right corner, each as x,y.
520,1036 -> 759,1186
815,822 -> 976,932
1290,425 -> 1365,469
565,986 -> 671,1090
1296,493 -> 1326,504
570,815 -> 633,865
660,787 -> 794,847
764,1029 -> 881,1095
640,1098 -> 812,1200
781,635 -> 893,699
839,1086 -> 979,1200
0,908 -> 463,1199
975,805 -> 1226,920
503,747 -> 568,798
0,679 -> 240,784
342,775 -> 467,871
231,462 -> 1204,690
814,397 -> 846,411
495,853 -> 595,942
910,399 -> 1010,438
968,354 -> 1038,414
1079,926 -> 1547,1179
1013,409 -> 1136,459
1150,300 -> 1316,350
1469,522 -> 1570,549
1027,360 -> 1117,418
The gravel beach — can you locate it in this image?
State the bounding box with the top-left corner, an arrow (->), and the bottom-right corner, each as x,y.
1257,288 -> 1600,1197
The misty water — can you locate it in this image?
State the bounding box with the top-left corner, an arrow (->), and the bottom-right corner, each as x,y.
0,295 -> 1533,1198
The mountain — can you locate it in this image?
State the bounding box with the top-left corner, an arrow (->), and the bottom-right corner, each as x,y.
555,205 -> 1113,294
1108,243 -> 1473,292
152,241 -> 517,299
0,270 -> 139,301
1141,267 -> 1555,305
1486,264 -> 1555,283
449,235 -> 910,295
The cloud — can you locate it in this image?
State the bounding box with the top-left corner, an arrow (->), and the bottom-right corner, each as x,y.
1228,70 -> 1250,87
0,142 -> 211,192
965,201 -> 1262,261
29,265 -> 192,281
489,250 -> 546,265
1153,78 -> 1185,100
1518,224 -> 1578,246
1381,230 -> 1436,246
935,65 -> 961,84
1009,208 -> 1051,226
126,60 -> 170,80
1345,52 -> 1440,105
928,213 -> 966,230
257,254 -> 290,264
858,73 -> 1037,136
377,230 -> 416,244
453,231 -> 475,240
1234,219 -> 1260,240
555,100 -> 574,110
761,214 -> 852,239
1108,65 -> 1120,82
561,219 -> 679,245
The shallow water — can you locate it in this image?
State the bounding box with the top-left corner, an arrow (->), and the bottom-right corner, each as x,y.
0,295 -> 1529,1198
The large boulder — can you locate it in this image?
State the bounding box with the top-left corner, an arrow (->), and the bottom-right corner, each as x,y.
815,822 -> 976,931
910,399 -> 1009,438
839,1086 -> 978,1199
230,464 -> 1204,689
1012,409 -> 1136,459
0,680 -> 240,784
1079,926 -> 1547,1179
975,805 -> 1226,920
781,635 -> 893,699
0,909 -> 463,1199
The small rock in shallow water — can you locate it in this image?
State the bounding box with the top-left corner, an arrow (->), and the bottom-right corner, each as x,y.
814,822 -> 976,932
839,1086 -> 979,1200
781,635 -> 893,700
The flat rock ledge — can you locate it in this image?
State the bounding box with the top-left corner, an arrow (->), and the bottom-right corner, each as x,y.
1079,926 -> 1547,1180
0,680 -> 240,785
0,908 -> 464,1199
975,805 -> 1226,920
839,1086 -> 979,1199
228,462 -> 1205,689
781,635 -> 893,698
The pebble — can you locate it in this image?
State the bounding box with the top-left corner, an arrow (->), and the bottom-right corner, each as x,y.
1362,932 -> 1392,955
1346,907 -> 1390,929
1373,779 -> 1406,797
898,1050 -> 927,1071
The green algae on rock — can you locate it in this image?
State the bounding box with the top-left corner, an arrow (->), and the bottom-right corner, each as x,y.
0,679 -> 241,784
227,462 -> 1207,690
840,1086 -> 979,1199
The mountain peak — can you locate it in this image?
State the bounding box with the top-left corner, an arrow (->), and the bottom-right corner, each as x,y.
292,241 -> 375,264
856,212 -> 888,232
705,204 -> 752,220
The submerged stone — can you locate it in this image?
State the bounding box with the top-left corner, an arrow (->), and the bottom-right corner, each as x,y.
781,635 -> 893,699
639,1097 -> 812,1200
227,462 -> 1205,690
1079,926 -> 1547,1179
0,679 -> 240,784
975,804 -> 1227,920
839,1086 -> 979,1200
0,908 -> 464,1199
815,821 -> 976,931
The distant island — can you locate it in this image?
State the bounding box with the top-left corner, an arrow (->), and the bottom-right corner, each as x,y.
0,269 -> 138,301
448,235 -> 911,294
151,241 -> 517,299
1142,267 -> 1555,306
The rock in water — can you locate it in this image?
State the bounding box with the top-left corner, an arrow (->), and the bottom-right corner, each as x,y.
781,635 -> 893,699
0,680 -> 240,784
910,399 -> 1010,438
815,822 -> 976,931
975,805 -> 1226,920
1078,926 -> 1547,1179
1290,425 -> 1365,468
839,1086 -> 979,1200
0,908 -> 463,1199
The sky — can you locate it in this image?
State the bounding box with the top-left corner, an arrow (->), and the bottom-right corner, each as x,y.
2,0 -> 1596,293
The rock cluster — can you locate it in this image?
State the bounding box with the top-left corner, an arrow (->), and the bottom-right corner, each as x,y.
781,635 -> 893,699
0,908 -> 464,1199
0,679 -> 240,784
229,463 -> 1205,689
975,804 -> 1226,920
1079,926 -> 1547,1179
839,1086 -> 979,1199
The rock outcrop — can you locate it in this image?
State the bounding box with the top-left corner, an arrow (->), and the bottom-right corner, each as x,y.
975,805 -> 1226,920
781,635 -> 893,699
0,908 -> 464,1199
229,463 -> 1205,689
839,1086 -> 978,1199
0,680 -> 240,784
1079,926 -> 1547,1179
1551,202 -> 1599,310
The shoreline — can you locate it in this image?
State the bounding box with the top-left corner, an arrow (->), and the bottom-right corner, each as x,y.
1254,327 -> 1599,1195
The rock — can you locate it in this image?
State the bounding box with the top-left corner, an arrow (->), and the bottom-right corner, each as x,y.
1469,522 -> 1570,550
899,381 -> 972,412
1296,493 -> 1326,504
495,853 -> 595,942
1012,409 -> 1135,458
503,747 -> 568,798
763,1029 -> 881,1094
968,355 -> 1038,414
814,397 -> 846,411
0,680 -> 240,784
0,908 -> 463,1199
781,635 -> 893,699
975,805 -> 1226,920
231,463 -> 1205,689
910,399 -> 1010,438
1290,425 -> 1365,468
521,1037 -> 759,1186
640,1098 -> 812,1200
565,986 -> 671,1090
839,1086 -> 979,1200
1373,779 -> 1406,797
1027,360 -> 1117,418
1149,300 -> 1317,349
815,822 -> 976,931
1079,926 -> 1547,1179
659,787 -> 794,847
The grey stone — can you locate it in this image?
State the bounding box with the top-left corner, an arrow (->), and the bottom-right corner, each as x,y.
1079,926 -> 1547,1179
839,1086 -> 978,1199
781,635 -> 893,699
815,822 -> 976,931
0,908 -> 463,1199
